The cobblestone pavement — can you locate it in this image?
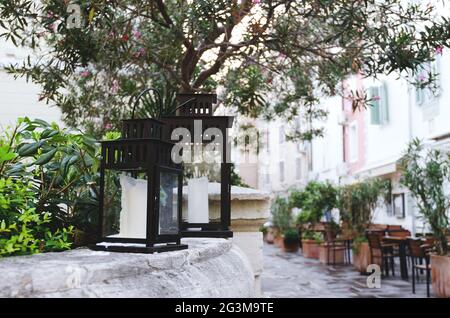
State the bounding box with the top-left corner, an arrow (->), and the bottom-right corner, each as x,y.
261,243 -> 432,298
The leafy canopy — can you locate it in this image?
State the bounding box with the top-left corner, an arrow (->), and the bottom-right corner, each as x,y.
1,0 -> 449,136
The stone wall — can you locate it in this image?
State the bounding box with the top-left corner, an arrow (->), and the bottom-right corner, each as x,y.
0,238 -> 254,298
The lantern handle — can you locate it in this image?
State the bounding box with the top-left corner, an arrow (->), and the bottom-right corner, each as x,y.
170,97 -> 197,115
131,88 -> 163,119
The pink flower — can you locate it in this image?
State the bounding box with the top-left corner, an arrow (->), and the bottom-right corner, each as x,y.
80,69 -> 91,78
48,23 -> 57,32
111,80 -> 119,94
133,47 -> 146,58
104,123 -> 113,130
372,95 -> 380,101
418,74 -> 426,82
133,30 -> 142,39
121,34 -> 129,41
252,0 -> 261,4
435,45 -> 444,56
47,11 -> 54,18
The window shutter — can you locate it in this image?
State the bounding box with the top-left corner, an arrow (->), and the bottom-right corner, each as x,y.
380,82 -> 389,124
370,86 -> 381,125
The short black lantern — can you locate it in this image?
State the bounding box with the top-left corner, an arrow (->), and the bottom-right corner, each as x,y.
161,93 -> 234,238
92,89 -> 187,253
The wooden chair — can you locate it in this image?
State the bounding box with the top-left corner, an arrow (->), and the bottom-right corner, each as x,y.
407,238 -> 432,298
366,232 -> 398,276
323,224 -> 348,265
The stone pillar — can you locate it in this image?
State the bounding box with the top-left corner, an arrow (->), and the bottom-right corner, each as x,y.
229,186 -> 270,297
181,184 -> 270,296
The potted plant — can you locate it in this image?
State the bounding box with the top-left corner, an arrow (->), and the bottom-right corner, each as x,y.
283,228 -> 300,253
301,231 -> 323,259
270,196 -> 292,249
401,139 -> 450,297
337,178 -> 390,273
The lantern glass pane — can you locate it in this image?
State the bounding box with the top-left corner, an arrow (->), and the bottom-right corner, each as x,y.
159,171 -> 179,235
102,170 -> 148,239
183,160 -> 222,225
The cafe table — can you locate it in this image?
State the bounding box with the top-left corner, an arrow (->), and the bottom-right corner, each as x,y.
382,236 -> 410,280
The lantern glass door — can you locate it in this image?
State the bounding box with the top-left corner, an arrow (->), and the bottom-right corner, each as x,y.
102,170 -> 149,240
183,156 -> 222,228
158,169 -> 180,235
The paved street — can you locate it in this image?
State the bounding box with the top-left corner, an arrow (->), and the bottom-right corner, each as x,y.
261,243 -> 432,298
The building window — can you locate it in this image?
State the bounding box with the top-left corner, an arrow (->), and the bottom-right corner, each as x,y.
393,193 -> 406,219
279,126 -> 285,144
369,82 -> 389,125
295,157 -> 302,180
415,57 -> 441,106
279,161 -> 285,183
349,122 -> 358,163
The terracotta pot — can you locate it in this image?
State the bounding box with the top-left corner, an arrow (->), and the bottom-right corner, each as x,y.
319,244 -> 345,265
283,240 -> 299,253
352,242 -> 382,273
274,235 -> 284,248
431,254 -> 450,298
265,228 -> 275,244
302,240 -> 320,259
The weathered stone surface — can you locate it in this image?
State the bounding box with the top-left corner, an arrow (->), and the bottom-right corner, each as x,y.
0,238 -> 254,298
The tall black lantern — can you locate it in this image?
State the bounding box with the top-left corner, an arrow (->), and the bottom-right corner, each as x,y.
161,93 -> 234,238
92,89 -> 187,253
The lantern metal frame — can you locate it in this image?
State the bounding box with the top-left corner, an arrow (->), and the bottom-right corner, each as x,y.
161,93 -> 234,238
91,88 -> 187,253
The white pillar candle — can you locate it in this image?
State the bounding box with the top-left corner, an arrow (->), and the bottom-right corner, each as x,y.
118,174 -> 147,238
187,177 -> 209,228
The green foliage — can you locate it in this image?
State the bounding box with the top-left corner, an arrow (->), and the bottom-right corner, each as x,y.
352,236 -> 368,256
290,181 -> 338,225
301,231 -> 324,243
0,177 -> 73,257
230,163 -> 250,188
1,1 -> 449,137
259,224 -> 268,235
400,139 -> 449,256
271,196 -> 292,232
337,178 -> 390,238
0,118 -> 100,249
283,228 -> 299,245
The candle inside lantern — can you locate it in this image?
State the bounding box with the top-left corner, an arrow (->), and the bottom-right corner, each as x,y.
187,177 -> 209,229
118,174 -> 147,238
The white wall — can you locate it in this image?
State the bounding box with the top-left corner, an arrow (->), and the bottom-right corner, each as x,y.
0,39 -> 62,129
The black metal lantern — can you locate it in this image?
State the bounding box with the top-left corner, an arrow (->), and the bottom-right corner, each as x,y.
161,93 -> 234,238
91,89 -> 187,253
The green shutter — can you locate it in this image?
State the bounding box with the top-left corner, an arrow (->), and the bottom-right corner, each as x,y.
370,86 -> 381,125
380,82 -> 389,124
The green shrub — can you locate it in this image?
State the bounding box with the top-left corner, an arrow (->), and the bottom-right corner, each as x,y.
289,181 -> 338,225
0,177 -> 73,257
337,178 -> 389,238
0,118 -> 100,236
271,196 -> 292,232
400,139 -> 450,256
0,117 -> 102,256
283,228 -> 299,245
301,231 -> 324,243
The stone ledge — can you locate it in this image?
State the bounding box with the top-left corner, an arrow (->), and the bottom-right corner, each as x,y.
0,238 -> 255,298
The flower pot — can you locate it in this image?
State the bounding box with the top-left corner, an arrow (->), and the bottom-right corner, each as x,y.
283,240 -> 299,253
302,240 -> 320,259
274,235 -> 284,248
265,228 -> 275,244
352,242 -> 382,273
431,254 -> 450,298
319,244 -> 345,265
